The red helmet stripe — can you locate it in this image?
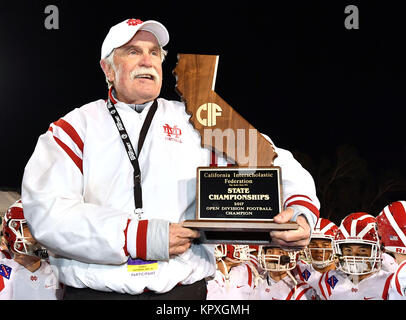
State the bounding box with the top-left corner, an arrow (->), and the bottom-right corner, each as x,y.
383,205 -> 406,246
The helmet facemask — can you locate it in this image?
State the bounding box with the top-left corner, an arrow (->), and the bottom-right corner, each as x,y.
334,241 -> 381,275
6,218 -> 48,259
258,246 -> 298,272
214,244 -> 227,260
305,238 -> 335,269
335,213 -> 382,276
232,245 -> 257,262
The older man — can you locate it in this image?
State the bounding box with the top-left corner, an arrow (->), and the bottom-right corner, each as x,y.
21,18 -> 319,299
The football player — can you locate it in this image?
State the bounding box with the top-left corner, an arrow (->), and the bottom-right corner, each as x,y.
0,200 -> 63,300
305,218 -> 338,272
251,245 -> 316,300
377,201 -> 406,299
206,244 -> 260,299
295,218 -> 338,298
315,212 -> 393,300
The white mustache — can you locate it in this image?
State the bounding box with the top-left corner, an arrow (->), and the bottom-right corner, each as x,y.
130,67 -> 160,83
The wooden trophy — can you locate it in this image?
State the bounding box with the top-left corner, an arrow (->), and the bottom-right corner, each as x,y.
174,54 -> 298,244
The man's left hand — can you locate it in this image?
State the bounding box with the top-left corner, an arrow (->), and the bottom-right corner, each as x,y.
269,208 -> 311,248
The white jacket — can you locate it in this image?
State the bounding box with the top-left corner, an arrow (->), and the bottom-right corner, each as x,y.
21,95 -> 320,294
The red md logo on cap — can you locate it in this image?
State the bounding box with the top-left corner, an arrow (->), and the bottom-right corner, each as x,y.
127,19 -> 143,26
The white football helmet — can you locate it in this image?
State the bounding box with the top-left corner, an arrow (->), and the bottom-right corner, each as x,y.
334,212 -> 381,275
258,245 -> 299,272
232,245 -> 257,262
214,244 -> 228,260
3,200 -> 48,259
305,218 -> 338,268
214,244 -> 257,262
376,201 -> 406,255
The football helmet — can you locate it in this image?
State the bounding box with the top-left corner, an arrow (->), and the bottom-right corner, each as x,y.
305,218 -> 338,268
376,201 -> 406,254
214,244 -> 228,260
231,245 -> 257,262
2,200 -> 48,259
258,245 -> 299,272
214,244 -> 257,261
334,212 -> 381,275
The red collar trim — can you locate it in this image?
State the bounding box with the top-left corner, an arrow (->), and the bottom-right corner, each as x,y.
108,87 -> 117,104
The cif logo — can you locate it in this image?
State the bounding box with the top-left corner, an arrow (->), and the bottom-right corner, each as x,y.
197,103 -> 222,126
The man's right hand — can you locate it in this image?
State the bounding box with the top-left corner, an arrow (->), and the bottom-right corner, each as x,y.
169,223 -> 200,256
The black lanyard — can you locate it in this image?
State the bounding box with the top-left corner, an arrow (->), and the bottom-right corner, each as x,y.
106,96 -> 158,219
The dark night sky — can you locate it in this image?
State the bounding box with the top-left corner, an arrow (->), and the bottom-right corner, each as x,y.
1,1 -> 405,222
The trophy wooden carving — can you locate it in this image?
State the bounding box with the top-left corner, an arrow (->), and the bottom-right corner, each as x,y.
174,54 -> 298,244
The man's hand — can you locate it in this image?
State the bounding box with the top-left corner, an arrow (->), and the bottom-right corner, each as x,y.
169,223 -> 201,256
269,208 -> 311,248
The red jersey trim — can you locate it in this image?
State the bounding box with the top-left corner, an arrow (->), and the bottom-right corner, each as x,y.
286,282 -> 306,300
108,87 -> 117,104
0,275 -> 4,292
48,127 -> 83,174
286,200 -> 320,219
296,285 -> 312,300
324,271 -> 332,297
53,119 -> 84,153
318,272 -> 328,300
395,261 -> 406,296
382,273 -> 394,300
136,220 -> 148,260
246,264 -> 253,287
284,194 -> 313,204
296,265 -> 305,282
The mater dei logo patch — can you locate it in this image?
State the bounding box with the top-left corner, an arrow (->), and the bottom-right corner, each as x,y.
163,124 -> 182,143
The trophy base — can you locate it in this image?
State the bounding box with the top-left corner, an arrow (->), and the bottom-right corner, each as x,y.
182,220 -> 298,245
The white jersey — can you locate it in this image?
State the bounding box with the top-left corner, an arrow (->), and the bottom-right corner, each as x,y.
206,263 -> 256,300
382,253 -> 398,273
251,268 -> 317,300
296,255 -> 398,299
0,258 -> 62,300
21,96 -> 319,294
315,269 -> 393,300
206,269 -> 227,300
295,259 -> 323,297
0,258 -> 18,299
388,260 -> 406,300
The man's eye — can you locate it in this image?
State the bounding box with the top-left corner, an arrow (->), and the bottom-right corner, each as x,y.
128,49 -> 141,55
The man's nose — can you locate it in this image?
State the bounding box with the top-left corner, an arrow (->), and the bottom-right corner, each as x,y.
139,52 -> 153,67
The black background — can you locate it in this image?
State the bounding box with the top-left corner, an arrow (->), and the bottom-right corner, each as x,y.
1,0 -> 405,224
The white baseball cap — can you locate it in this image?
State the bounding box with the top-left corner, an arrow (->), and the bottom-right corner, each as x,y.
101,18 -> 169,60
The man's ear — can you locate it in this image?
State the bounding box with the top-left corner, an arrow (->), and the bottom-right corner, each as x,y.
100,59 -> 115,83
